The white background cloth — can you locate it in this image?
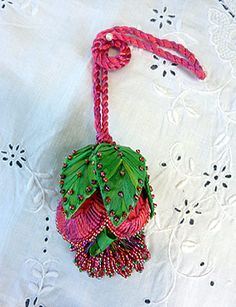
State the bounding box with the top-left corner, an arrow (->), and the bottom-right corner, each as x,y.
0,0 -> 236,306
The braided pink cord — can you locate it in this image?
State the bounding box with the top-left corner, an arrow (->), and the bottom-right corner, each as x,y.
92,26 -> 206,144
93,62 -> 102,138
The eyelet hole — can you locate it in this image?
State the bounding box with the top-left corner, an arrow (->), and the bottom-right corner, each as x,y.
108,47 -> 120,57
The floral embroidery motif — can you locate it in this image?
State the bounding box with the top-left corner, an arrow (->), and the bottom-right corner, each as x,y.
1,144 -> 26,168
218,0 -> 235,18
25,297 -> 44,307
203,164 -> 232,191
0,0 -> 39,14
165,91 -> 201,126
24,259 -> 59,307
1,0 -> 13,9
209,7 -> 236,77
150,55 -> 178,77
1,142 -> 58,212
150,6 -> 175,29
219,79 -> 236,123
43,216 -> 50,254
174,199 -> 202,225
26,169 -> 58,212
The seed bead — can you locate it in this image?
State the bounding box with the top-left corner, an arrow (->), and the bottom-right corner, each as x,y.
86,186 -> 92,192
118,191 -> 124,197
104,185 -> 111,191
114,216 -> 120,222
109,210 -> 115,216
78,195 -> 84,201
100,171 -> 106,177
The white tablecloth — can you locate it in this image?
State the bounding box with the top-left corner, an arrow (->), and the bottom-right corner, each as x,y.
0,0 -> 236,306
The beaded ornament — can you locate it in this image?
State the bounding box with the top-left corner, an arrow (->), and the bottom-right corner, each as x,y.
56,26 -> 206,278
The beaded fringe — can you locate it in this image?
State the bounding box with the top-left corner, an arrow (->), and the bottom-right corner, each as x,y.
71,231 -> 150,278
56,193 -> 151,278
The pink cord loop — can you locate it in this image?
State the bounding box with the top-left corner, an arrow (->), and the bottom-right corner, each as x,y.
91,26 -> 207,144
92,37 -> 131,71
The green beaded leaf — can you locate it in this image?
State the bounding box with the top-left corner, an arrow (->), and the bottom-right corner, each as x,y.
94,143 -> 148,227
59,144 -> 98,219
144,174 -> 155,218
89,228 -> 117,256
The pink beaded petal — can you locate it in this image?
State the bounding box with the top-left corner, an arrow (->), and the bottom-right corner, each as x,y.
107,192 -> 150,239
56,191 -> 107,243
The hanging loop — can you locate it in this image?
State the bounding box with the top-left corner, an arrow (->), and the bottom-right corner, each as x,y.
91,26 -> 206,144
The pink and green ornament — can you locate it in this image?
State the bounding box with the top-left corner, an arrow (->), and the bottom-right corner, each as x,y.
56,25 -> 206,278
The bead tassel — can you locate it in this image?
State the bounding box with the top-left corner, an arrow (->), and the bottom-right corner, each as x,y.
56,190 -> 152,278
73,232 -> 150,278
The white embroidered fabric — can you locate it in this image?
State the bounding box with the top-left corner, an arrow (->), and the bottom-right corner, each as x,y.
0,0 -> 236,306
